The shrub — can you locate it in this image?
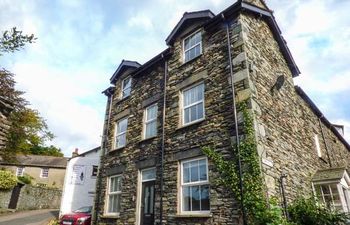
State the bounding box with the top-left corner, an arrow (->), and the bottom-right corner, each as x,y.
288,197 -> 349,225
17,174 -> 33,184
0,170 -> 17,190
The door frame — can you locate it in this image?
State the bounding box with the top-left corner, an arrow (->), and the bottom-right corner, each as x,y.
136,167 -> 156,225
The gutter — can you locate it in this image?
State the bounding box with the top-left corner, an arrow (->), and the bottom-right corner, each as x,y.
93,89 -> 114,224
222,13 -> 248,225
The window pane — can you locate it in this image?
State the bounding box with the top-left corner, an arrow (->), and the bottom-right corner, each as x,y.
184,38 -> 190,50
199,159 -> 207,181
322,185 -> 331,195
117,118 -> 128,133
109,194 -> 121,213
191,186 -> 200,211
197,102 -> 204,120
189,48 -> 195,61
183,186 -> 191,211
145,121 -> 157,138
122,77 -> 131,97
142,168 -> 156,181
201,185 -> 210,210
147,105 -> 157,121
185,51 -> 190,62
116,133 -> 126,147
190,161 -> 199,182
195,45 -> 201,57
110,176 -> 121,192
183,162 -> 190,183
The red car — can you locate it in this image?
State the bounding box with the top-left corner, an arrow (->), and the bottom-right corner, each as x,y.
60,206 -> 92,225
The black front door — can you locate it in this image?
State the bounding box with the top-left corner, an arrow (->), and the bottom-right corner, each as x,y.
8,183 -> 24,209
141,180 -> 155,225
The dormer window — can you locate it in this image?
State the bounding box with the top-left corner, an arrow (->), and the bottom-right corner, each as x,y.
122,77 -> 132,98
183,31 -> 202,62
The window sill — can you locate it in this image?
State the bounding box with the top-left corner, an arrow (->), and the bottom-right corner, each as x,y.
115,95 -> 130,104
139,136 -> 157,144
176,118 -> 205,131
109,146 -> 126,153
101,214 -> 120,219
180,54 -> 202,68
173,213 -> 212,218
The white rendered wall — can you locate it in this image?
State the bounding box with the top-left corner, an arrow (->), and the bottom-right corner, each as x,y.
59,150 -> 100,215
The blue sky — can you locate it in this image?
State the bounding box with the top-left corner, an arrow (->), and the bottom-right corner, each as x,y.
0,0 -> 349,156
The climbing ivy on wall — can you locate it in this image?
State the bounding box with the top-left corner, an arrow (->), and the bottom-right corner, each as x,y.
203,102 -> 289,225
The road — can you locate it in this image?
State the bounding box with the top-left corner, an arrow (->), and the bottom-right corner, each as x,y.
0,209 -> 58,225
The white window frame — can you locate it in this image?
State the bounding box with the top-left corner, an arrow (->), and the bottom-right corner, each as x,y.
183,30 -> 202,63
181,83 -> 205,126
313,182 -> 350,212
143,104 -> 158,139
115,117 -> 128,149
16,167 -> 24,176
180,157 -> 210,215
40,168 -> 49,178
314,134 -> 322,158
121,76 -> 132,98
105,175 -> 122,215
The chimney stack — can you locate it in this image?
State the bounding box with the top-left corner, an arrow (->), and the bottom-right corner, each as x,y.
72,148 -> 79,157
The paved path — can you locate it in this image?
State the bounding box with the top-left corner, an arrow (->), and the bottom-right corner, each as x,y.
0,209 -> 58,225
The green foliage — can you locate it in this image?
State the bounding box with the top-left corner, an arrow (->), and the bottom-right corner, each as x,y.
203,102 -> 290,225
17,174 -> 33,185
29,145 -> 63,157
288,197 -> 349,225
0,27 -> 36,55
0,170 -> 17,190
2,107 -> 56,161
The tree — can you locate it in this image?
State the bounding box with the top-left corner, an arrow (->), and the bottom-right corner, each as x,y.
0,28 -> 63,161
0,27 -> 36,55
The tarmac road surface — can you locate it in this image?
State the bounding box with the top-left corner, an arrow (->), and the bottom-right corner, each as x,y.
0,209 -> 58,225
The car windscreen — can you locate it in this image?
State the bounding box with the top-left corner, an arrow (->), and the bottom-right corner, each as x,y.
73,206 -> 92,213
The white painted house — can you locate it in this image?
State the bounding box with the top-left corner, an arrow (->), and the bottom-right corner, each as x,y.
60,147 -> 101,215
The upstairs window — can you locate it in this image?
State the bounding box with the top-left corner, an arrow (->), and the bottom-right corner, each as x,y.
16,167 -> 24,176
40,168 -> 49,178
115,118 -> 128,149
92,165 -> 98,177
182,83 -> 205,125
183,31 -> 202,62
144,104 -> 158,139
121,77 -> 132,98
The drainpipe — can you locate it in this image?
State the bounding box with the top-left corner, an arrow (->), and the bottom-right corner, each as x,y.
93,90 -> 114,225
222,13 -> 247,225
279,173 -> 289,220
318,116 -> 332,168
159,54 -> 167,225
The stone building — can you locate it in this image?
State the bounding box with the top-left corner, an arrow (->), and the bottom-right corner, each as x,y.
0,154 -> 68,189
93,0 -> 350,224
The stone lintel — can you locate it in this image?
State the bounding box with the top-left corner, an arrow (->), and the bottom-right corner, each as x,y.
173,148 -> 203,161
106,165 -> 126,176
135,157 -> 157,169
115,108 -> 131,121
175,70 -> 208,91
141,93 -> 162,108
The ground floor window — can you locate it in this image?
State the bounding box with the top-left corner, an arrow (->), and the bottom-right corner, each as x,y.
180,157 -> 210,214
106,175 -> 122,214
314,182 -> 350,212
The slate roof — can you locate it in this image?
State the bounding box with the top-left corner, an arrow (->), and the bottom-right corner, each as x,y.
312,167 -> 348,182
110,60 -> 141,84
0,155 -> 68,169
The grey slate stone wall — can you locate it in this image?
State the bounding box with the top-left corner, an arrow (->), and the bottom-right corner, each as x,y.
95,3 -> 350,225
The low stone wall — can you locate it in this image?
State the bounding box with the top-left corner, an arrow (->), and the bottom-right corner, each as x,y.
0,189 -> 12,209
17,185 -> 62,210
0,185 -> 62,210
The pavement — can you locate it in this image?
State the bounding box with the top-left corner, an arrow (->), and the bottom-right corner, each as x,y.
0,209 -> 59,225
